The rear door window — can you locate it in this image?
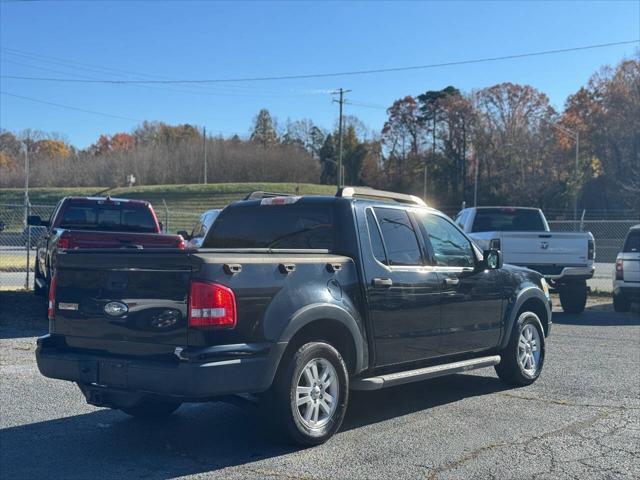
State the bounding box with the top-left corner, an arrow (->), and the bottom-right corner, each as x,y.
366,209 -> 387,264
373,207 -> 422,266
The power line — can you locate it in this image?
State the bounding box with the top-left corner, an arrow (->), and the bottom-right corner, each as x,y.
1,48 -> 333,99
0,90 -> 141,121
1,40 -> 637,85
1,90 -> 246,137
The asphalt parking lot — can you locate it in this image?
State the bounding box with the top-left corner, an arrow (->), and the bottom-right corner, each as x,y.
1,292 -> 638,480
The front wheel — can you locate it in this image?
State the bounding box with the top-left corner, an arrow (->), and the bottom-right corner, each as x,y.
558,280 -> 588,314
267,342 -> 349,446
495,311 -> 546,387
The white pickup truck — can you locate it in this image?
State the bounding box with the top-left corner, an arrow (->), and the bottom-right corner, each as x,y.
455,207 -> 595,313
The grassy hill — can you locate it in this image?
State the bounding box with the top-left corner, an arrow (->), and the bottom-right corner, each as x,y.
0,183 -> 338,232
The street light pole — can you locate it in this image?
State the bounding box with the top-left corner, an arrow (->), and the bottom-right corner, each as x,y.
543,120 -> 580,220
474,155 -> 479,207
23,141 -> 31,290
203,126 -> 207,185
23,141 -> 29,225
574,131 -> 579,221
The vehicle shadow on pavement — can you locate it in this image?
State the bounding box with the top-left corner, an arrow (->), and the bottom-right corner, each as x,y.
0,292 -> 48,339
0,373 -> 508,479
553,303 -> 640,326
344,373 -> 509,431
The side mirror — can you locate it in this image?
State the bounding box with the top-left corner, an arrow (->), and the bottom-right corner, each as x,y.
482,249 -> 503,270
177,230 -> 191,240
27,215 -> 43,227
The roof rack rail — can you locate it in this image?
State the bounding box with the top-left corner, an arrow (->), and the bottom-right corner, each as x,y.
244,191 -> 295,200
336,187 -> 427,206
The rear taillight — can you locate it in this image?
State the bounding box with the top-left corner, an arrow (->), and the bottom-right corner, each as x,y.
188,281 -> 236,329
58,233 -> 71,250
177,238 -> 186,249
615,258 -> 624,280
588,239 -> 595,260
489,238 -> 501,250
48,275 -> 57,320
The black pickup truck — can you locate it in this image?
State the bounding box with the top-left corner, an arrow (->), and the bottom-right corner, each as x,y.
36,188 -> 551,445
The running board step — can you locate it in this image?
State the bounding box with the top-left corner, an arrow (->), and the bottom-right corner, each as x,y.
350,355 -> 501,391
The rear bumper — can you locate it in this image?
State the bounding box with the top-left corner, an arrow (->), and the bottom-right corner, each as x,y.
613,284 -> 640,301
546,267 -> 594,281
36,335 -> 286,401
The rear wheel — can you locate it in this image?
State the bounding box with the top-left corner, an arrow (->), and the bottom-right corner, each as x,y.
613,291 -> 631,312
266,341 -> 349,446
120,399 -> 181,418
495,311 -> 545,386
559,280 -> 588,314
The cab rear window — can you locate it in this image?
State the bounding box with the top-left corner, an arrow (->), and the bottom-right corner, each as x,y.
472,208 -> 545,232
59,204 -> 157,232
203,204 -> 334,249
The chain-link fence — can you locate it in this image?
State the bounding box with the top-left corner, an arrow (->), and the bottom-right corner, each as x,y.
548,219 -> 639,292
1,201 -> 637,293
0,204 -> 55,291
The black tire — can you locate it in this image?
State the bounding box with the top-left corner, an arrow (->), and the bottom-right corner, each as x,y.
266,341 -> 349,446
558,280 -> 588,314
613,292 -> 631,313
120,399 -> 181,418
495,311 -> 545,387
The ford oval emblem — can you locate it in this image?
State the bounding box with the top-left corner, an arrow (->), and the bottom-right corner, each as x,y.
104,301 -> 128,317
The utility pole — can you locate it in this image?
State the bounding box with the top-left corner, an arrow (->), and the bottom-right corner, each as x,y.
332,88 -> 351,188
203,126 -> 208,184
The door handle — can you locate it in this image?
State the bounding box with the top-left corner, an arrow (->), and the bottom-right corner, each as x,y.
444,277 -> 460,286
372,277 -> 393,288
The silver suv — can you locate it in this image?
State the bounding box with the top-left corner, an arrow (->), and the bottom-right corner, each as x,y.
613,224 -> 640,312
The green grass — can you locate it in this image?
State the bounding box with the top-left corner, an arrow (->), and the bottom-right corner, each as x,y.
0,182 -> 336,208
0,182 -> 338,232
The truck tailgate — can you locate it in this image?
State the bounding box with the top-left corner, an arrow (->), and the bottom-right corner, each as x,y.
53,250 -> 192,357
502,232 -> 589,266
621,254 -> 640,282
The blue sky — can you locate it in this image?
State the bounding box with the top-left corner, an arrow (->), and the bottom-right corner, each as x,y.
1,0 -> 638,147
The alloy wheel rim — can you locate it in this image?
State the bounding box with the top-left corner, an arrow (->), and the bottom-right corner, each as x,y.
295,358 -> 339,429
518,323 -> 541,377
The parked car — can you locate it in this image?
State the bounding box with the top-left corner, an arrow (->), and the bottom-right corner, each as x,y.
613,224 -> 640,312
456,207 -> 594,313
28,196 -> 185,295
36,188 -> 551,446
178,208 -> 221,248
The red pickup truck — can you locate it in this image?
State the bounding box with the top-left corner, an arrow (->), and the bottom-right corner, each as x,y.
28,196 -> 185,295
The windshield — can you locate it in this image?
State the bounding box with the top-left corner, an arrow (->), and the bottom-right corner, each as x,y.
58,204 -> 158,233
203,203 -> 334,249
471,208 -> 545,232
